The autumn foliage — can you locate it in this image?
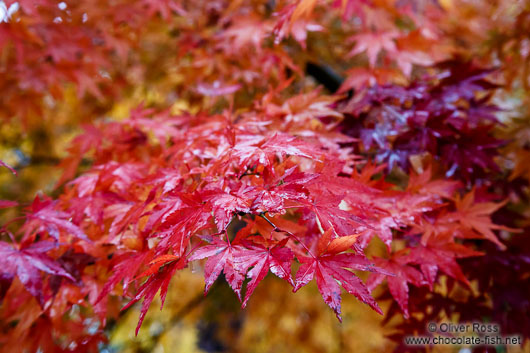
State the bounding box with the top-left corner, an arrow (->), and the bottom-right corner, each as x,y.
0,0 -> 529,352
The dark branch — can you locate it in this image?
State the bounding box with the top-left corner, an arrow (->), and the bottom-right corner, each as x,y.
305,62 -> 345,93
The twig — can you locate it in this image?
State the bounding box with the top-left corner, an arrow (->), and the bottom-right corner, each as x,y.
259,213 -> 315,258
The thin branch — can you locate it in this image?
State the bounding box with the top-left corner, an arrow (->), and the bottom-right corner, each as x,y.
259,213 -> 315,258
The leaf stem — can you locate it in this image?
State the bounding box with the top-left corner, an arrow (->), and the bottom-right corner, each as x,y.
259,213 -> 315,258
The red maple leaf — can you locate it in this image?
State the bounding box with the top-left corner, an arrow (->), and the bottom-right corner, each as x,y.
403,236 -> 483,289
0,240 -> 74,306
231,238 -> 295,307
122,255 -> 187,335
367,255 -> 427,318
348,31 -> 399,67
188,236 -> 246,300
22,196 -> 87,241
293,230 -> 385,321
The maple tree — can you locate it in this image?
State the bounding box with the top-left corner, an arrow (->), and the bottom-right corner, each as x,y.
0,0 -> 529,352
